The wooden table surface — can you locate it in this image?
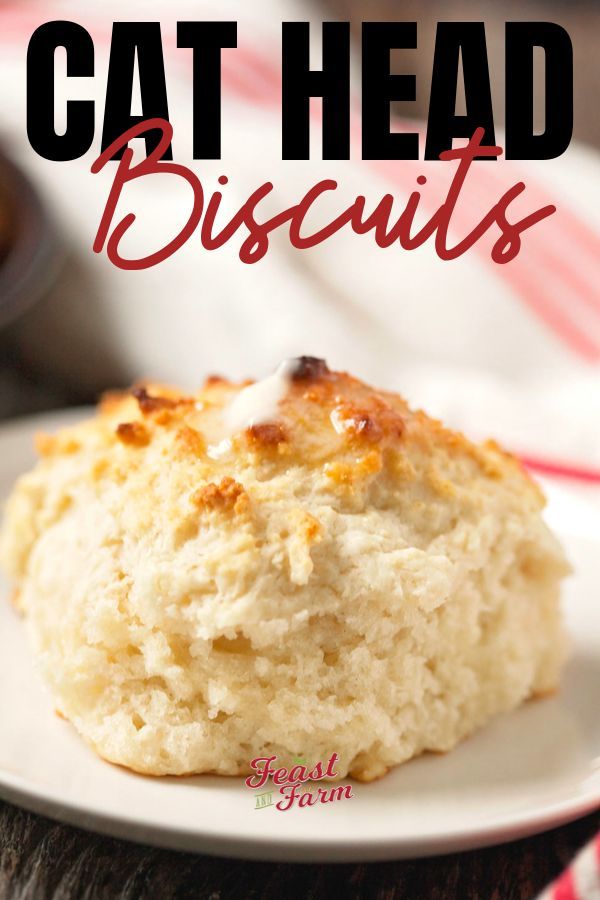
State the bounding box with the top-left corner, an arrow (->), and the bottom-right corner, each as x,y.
0,800 -> 598,900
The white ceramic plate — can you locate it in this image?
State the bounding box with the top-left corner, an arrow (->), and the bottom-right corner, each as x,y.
0,410 -> 598,862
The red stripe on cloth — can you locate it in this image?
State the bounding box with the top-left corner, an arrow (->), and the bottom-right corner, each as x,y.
381,119 -> 600,306
360,151 -> 600,361
356,116 -> 600,359
521,454 -> 600,484
234,43 -> 281,96
367,121 -> 600,350
473,160 -> 600,297
486,256 -> 600,362
552,868 -> 578,900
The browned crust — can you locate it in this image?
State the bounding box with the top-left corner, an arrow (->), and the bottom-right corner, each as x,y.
289,356 -> 331,382
34,432 -> 57,456
30,360 -> 541,502
35,432 -> 82,457
246,423 -> 287,446
132,387 -> 194,416
528,684 -> 560,700
99,389 -> 130,415
332,397 -> 404,443
115,422 -> 150,447
175,426 -> 205,457
192,477 -> 249,514
203,374 -> 227,387
291,509 -> 323,544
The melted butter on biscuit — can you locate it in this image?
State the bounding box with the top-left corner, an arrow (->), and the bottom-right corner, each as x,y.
222,359 -> 298,436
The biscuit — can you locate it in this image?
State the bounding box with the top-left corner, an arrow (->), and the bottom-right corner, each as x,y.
0,358 -> 570,780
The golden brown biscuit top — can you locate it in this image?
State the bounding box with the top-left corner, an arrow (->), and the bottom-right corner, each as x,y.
34,357 -> 542,505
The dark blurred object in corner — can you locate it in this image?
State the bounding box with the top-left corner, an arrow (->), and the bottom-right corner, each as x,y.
0,149 -> 68,419
0,190 -> 12,270
0,149 -> 61,331
326,0 -> 600,151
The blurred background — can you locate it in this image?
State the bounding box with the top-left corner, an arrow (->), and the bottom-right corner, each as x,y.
0,0 -> 598,495
329,0 -> 600,149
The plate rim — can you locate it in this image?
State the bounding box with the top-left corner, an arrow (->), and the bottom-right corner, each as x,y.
0,769 -> 598,862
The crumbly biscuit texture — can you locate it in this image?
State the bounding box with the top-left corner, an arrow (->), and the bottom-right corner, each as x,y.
0,359 -> 570,780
